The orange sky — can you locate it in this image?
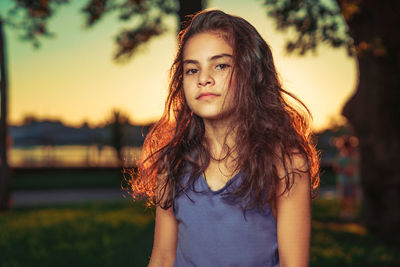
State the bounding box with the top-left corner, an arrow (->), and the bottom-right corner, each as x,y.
3,0 -> 357,131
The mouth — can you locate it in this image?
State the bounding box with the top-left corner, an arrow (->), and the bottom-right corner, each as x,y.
197,93 -> 219,100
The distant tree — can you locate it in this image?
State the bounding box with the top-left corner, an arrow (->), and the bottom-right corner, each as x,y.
22,114 -> 40,125
263,0 -> 400,241
108,109 -> 130,165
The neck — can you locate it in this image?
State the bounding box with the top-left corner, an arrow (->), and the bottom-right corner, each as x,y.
203,117 -> 237,161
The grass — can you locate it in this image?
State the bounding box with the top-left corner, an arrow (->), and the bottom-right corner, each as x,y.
1,199 -> 399,266
310,199 -> 399,266
0,201 -> 154,267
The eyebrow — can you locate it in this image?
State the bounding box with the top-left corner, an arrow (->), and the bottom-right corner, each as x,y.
183,53 -> 233,65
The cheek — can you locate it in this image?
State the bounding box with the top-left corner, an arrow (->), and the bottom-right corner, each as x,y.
183,77 -> 192,93
183,76 -> 197,97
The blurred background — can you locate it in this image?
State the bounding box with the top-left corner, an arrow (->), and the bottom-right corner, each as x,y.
0,0 -> 399,266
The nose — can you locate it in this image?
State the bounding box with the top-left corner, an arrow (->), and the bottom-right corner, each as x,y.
198,70 -> 214,87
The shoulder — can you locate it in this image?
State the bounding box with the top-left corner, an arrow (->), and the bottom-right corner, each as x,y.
275,150 -> 309,178
274,149 -> 310,197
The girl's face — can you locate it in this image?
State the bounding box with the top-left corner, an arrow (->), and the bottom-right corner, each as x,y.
182,32 -> 236,122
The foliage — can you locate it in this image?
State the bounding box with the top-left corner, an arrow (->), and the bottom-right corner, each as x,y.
4,0 -> 70,47
2,0 -> 179,58
263,0 -> 354,55
81,0 -> 178,61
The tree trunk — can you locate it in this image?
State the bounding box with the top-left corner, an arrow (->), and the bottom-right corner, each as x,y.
342,0 -> 400,241
177,0 -> 206,31
0,18 -> 11,210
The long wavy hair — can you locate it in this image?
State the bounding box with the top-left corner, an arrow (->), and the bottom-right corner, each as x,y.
127,9 -> 320,211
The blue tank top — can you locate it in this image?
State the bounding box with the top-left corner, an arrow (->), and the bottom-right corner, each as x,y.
173,170 -> 279,266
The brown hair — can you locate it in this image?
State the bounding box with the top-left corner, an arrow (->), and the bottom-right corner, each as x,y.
127,9 -> 320,212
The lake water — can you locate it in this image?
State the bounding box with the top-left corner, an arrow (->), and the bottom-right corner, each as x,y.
9,145 -> 142,168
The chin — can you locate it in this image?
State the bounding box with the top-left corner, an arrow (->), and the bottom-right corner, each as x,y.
191,105 -> 235,121
197,111 -> 234,122
196,113 -> 221,120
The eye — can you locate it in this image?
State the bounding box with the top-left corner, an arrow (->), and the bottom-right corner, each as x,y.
216,64 -> 230,70
185,68 -> 198,75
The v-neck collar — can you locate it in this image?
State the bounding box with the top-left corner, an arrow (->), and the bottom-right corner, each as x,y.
200,171 -> 242,194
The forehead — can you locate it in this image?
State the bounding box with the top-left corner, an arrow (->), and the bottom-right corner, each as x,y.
183,32 -> 233,60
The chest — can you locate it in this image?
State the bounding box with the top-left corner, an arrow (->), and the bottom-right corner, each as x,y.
203,162 -> 239,192
203,163 -> 278,220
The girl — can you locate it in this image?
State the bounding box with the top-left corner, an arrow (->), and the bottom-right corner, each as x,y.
129,9 -> 319,267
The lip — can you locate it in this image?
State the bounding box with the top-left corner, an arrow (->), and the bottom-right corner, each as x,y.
197,93 -> 219,100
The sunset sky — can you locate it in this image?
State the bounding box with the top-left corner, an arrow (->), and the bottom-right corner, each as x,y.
2,0 -> 357,131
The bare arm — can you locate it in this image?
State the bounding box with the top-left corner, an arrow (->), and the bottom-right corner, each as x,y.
276,154 -> 311,267
148,205 -> 178,267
